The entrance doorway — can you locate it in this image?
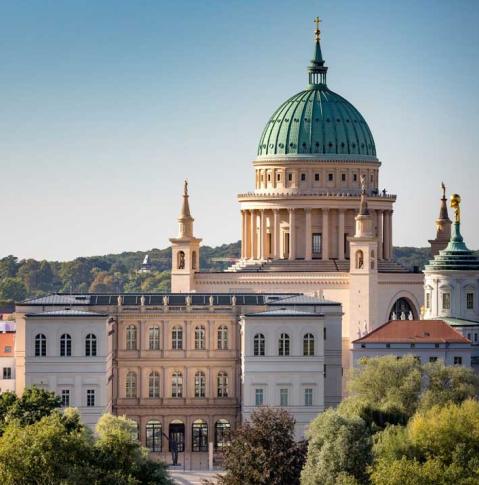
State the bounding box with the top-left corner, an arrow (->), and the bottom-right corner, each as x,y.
169,421 -> 185,452
312,233 -> 322,258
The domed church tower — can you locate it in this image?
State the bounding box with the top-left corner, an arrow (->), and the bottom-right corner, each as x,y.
237,19 -> 395,266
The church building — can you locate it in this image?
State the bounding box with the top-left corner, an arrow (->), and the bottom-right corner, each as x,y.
169,20 -> 424,366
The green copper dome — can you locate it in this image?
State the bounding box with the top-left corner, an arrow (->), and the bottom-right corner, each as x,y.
425,222 -> 479,272
257,30 -> 376,160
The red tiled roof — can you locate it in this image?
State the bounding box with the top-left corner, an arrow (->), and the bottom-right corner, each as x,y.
353,320 -> 470,344
0,333 -> 15,357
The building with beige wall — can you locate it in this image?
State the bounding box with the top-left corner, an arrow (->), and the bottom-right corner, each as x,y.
169,24 -> 424,368
15,291 -> 342,468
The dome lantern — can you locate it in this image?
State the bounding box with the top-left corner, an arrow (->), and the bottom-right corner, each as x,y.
308,17 -> 328,87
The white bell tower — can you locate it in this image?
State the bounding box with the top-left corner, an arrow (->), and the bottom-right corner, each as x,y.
348,178 -> 379,340
170,181 -> 201,293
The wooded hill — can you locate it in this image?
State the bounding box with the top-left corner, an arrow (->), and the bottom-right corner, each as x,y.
0,243 -> 434,302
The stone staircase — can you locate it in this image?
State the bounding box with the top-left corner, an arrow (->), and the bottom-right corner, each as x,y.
226,258 -> 410,274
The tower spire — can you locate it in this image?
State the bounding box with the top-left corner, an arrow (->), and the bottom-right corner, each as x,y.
177,180 -> 194,238
428,182 -> 452,256
308,16 -> 328,86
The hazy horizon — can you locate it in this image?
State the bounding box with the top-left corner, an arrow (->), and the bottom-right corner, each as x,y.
2,0 -> 478,260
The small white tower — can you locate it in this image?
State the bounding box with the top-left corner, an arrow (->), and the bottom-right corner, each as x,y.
170,181 -> 201,292
348,177 -> 379,337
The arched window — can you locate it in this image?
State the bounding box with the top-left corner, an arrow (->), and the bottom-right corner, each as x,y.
192,251 -> 197,270
177,251 -> 185,269
35,334 -> 46,357
355,250 -> 364,269
85,333 -> 97,356
60,334 -> 72,357
149,326 -> 160,351
217,371 -> 228,398
303,333 -> 315,356
215,419 -> 231,450
172,371 -> 183,398
278,333 -> 290,356
192,419 -> 208,452
146,420 -> 162,452
253,333 -> 265,356
195,326 -> 206,350
126,371 -> 137,398
126,325 -> 137,350
194,371 -> 206,398
149,371 -> 160,398
172,326 -> 183,350
389,298 -> 417,320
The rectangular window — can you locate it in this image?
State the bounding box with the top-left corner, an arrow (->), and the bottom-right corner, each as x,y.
315,173 -> 320,181
2,368 -> 11,380
288,173 -> 292,182
4,346 -> 11,353
467,333 -> 471,341
280,388 -> 288,407
341,173 -> 346,182
353,174 -> 357,182
467,293 -> 474,310
86,389 -> 95,407
323,364 -> 327,377
386,343 -> 391,348
255,388 -> 264,406
454,356 -> 463,365
312,233 -> 321,254
429,356 -> 438,363
425,292 -> 431,309
276,173 -> 281,181
328,173 -> 333,181
301,173 -> 306,181
304,388 -> 313,407
323,327 -> 326,340
61,389 -> 70,407
442,292 -> 451,310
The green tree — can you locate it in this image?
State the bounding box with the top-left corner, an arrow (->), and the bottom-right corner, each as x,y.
0,277 -> 27,302
2,387 -> 61,430
217,407 -> 306,485
0,412 -> 90,484
92,414 -> 172,485
0,256 -> 19,279
370,400 -> 479,485
301,408 -> 372,485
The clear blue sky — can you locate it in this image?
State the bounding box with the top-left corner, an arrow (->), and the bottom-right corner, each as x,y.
1,0 -> 478,261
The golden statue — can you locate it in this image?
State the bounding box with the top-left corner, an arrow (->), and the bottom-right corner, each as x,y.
450,193 -> 461,223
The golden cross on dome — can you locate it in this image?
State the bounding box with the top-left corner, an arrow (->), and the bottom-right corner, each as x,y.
314,16 -> 321,41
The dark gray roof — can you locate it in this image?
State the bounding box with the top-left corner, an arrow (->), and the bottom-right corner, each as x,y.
269,295 -> 339,306
26,309 -> 108,318
244,308 -> 321,317
19,292 -> 300,308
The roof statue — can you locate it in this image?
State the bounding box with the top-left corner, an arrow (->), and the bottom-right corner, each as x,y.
450,193 -> 461,223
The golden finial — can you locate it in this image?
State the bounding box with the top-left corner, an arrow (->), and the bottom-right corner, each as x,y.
450,193 -> 461,223
314,16 -> 321,42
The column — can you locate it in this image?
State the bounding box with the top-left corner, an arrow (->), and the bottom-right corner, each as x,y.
377,210 -> 383,260
273,209 -> 280,259
305,208 -> 312,261
259,210 -> 266,260
288,208 -> 296,261
338,209 -> 345,260
389,210 -> 394,260
322,208 -> 329,260
241,210 -> 246,259
250,210 -> 256,260
383,210 -> 391,260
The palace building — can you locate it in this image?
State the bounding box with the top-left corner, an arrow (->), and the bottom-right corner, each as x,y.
170,21 -> 424,367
